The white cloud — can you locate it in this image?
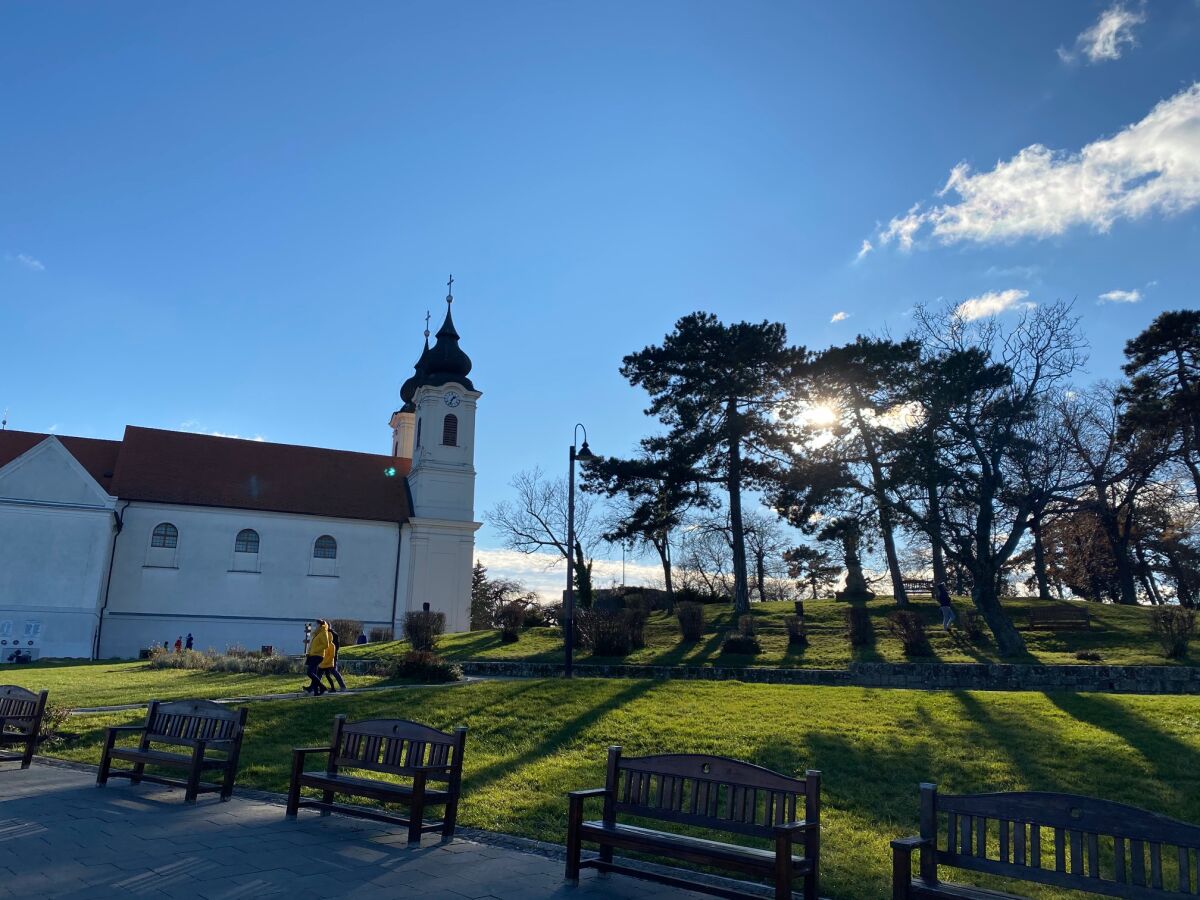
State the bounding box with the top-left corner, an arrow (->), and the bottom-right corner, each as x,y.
1059,4 -> 1146,64
955,289 -> 1034,321
830,311 -> 850,323
1098,288 -> 1141,303
983,264 -> 1041,280
854,239 -> 873,263
5,252 -> 45,271
475,547 -> 664,602
179,420 -> 266,442
877,83 -> 1200,249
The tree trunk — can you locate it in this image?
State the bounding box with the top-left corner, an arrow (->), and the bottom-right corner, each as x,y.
655,536 -> 674,610
924,437 -> 948,587
726,399 -> 751,616
754,553 -> 767,603
857,411 -> 907,606
1030,512 -> 1051,600
971,568 -> 1027,655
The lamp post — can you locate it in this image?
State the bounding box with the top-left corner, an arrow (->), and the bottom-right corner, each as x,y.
564,423 -> 595,679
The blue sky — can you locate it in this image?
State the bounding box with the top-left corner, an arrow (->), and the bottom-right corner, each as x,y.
3,2 -> 1199,590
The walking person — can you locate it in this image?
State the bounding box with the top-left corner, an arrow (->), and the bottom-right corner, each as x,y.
936,582 -> 957,632
174,636 -> 183,653
322,626 -> 347,692
185,633 -> 193,651
303,620 -> 330,695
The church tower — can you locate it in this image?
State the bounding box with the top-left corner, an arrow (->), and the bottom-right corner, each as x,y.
393,278 -> 481,633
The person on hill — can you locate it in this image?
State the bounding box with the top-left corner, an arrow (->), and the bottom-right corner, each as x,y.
174,636 -> 183,653
303,620 -> 330,695
356,632 -> 367,645
936,582 -> 957,632
322,626 -> 347,692
185,633 -> 193,651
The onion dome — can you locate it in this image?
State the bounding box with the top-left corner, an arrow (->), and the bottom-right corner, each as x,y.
398,334 -> 431,413
419,288 -> 474,391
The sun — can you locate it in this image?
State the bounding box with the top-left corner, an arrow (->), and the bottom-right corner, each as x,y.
805,403 -> 839,427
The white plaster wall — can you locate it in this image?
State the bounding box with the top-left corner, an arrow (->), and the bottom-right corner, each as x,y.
408,383 -> 479,522
397,519 -> 478,634
100,503 -> 400,659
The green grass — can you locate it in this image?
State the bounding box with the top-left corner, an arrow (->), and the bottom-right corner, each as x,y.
50,678 -> 1200,899
342,596 -> 1189,668
0,658 -> 386,709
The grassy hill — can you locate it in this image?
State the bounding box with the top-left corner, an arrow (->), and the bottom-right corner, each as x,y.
342,596 -> 1191,668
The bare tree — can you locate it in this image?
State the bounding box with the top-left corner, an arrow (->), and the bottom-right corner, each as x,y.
485,467 -> 602,566
742,510 -> 793,602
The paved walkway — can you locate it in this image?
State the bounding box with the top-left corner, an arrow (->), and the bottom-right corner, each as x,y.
0,762 -> 711,899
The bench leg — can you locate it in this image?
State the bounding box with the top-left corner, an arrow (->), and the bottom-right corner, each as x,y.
565,803 -> 582,881
184,745 -> 205,804
320,789 -> 335,816
220,762 -> 237,801
441,795 -> 460,839
407,774 -> 426,845
130,760 -> 145,785
21,736 -> 35,770
775,833 -> 793,900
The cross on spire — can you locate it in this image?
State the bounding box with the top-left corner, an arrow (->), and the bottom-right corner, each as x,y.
446,273 -> 454,304
424,310 -> 431,338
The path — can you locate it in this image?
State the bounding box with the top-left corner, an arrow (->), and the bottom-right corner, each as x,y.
0,761 -> 712,899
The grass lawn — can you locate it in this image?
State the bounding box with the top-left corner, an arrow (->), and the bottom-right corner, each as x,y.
0,658 -> 387,709
342,596 -> 1189,669
49,678 -> 1200,899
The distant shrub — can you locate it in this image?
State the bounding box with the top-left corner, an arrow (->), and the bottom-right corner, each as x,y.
328,619 -> 363,644
588,610 -> 633,657
1151,607 -> 1196,659
146,646 -> 298,674
737,614 -> 757,637
373,651 -> 461,683
962,610 -> 987,643
37,702 -> 73,748
676,602 -> 705,641
721,633 -> 761,655
522,604 -> 553,628
1075,650 -> 1102,662
625,607 -> 648,649
844,605 -> 872,647
368,627 -> 394,643
888,610 -> 932,657
404,610 -> 445,653
498,601 -> 525,643
675,586 -> 705,606
784,615 -> 809,647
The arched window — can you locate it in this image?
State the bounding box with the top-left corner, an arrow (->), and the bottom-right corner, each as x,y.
415,419 -> 422,448
314,535 -> 337,559
442,414 -> 458,446
234,529 -> 260,554
151,523 -> 178,549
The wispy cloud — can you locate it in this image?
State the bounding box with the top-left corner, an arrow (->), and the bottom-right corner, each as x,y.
1058,3 -> 1146,64
854,239 -> 873,263
983,264 -> 1041,280
876,83 -> 1200,249
1098,288 -> 1141,303
830,311 -> 850,323
5,252 -> 45,272
179,420 -> 266,442
956,289 -> 1034,321
475,547 -> 664,601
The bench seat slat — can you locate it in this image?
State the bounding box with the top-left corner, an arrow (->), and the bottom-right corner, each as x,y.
297,771 -> 450,804
579,822 -> 812,876
107,748 -> 231,769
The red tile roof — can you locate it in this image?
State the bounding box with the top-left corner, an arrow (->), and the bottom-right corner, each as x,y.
1,427 -> 412,522
0,430 -> 121,495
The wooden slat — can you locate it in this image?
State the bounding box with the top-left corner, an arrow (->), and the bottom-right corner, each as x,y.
999,819 -> 1009,864
1116,836 -> 1127,883
1150,842 -> 1163,890
1069,830 -> 1082,876
975,816 -> 986,859
1179,846 -> 1192,894
1131,839 -> 1146,886
1031,824 -> 1041,869
1054,828 -> 1066,873
1014,821 -> 1026,866
1087,833 -> 1099,879
948,813 -> 958,853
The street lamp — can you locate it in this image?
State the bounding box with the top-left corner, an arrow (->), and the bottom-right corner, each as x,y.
564,423 -> 595,678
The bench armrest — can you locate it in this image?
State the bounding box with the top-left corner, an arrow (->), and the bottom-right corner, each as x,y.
773,819 -> 816,836
891,836 -> 928,852
291,746 -> 333,756
567,788 -> 610,801
106,725 -> 145,734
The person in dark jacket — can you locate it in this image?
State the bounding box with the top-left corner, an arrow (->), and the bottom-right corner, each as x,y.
185,633 -> 193,651
323,627 -> 347,692
356,632 -> 367,645
936,582 -> 957,631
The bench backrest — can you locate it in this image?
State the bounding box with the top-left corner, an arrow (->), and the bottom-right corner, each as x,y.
0,686 -> 47,730
144,699 -> 248,746
919,784 -> 1200,898
330,716 -> 466,782
602,746 -> 819,840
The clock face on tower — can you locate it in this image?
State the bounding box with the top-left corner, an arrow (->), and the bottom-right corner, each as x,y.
443,391 -> 461,408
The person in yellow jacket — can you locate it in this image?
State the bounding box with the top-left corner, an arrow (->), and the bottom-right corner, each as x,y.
303,620 -> 331,695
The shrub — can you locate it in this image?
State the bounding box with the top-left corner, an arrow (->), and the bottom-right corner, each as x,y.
962,610 -> 987,643
498,601 -> 525,643
1075,650 -> 1102,662
37,702 -> 73,748
522,604 -> 553,628
625,607 -> 647,649
328,618 -> 363,643
588,610 -> 633,657
888,610 -> 933,657
1151,607 -> 1196,659
404,610 -> 445,653
146,647 -> 300,675
368,627 -> 393,642
676,602 -> 705,641
373,651 -> 461,683
675,586 -> 705,606
844,605 -> 872,647
721,633 -> 761,655
784,615 -> 808,647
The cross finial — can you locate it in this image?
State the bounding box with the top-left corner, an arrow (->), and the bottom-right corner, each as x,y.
446,273 -> 454,304
424,310 -> 431,339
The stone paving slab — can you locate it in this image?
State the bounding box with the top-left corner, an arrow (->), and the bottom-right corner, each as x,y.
0,762 -> 711,899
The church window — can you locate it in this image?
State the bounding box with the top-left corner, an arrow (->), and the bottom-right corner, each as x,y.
234,529 -> 260,554
314,535 -> 337,559
442,414 -> 458,446
415,419 -> 422,449
151,523 -> 178,549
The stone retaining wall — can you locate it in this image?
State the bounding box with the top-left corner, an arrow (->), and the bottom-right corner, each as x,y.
341,657 -> 1200,694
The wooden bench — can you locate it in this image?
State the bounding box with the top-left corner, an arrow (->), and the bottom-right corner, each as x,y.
0,685 -> 48,769
566,746 -> 821,900
1026,606 -> 1090,630
902,580 -> 935,597
892,782 -> 1200,899
286,715 -> 467,844
97,699 -> 248,803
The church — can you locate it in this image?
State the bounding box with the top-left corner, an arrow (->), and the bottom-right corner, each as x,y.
0,287 -> 480,660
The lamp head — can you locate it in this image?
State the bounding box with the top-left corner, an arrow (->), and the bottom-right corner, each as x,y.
576,440 -> 596,461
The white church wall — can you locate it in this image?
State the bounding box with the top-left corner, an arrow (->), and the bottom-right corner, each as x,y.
100,502 -> 400,658
398,519 -> 477,634
0,438 -> 116,659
